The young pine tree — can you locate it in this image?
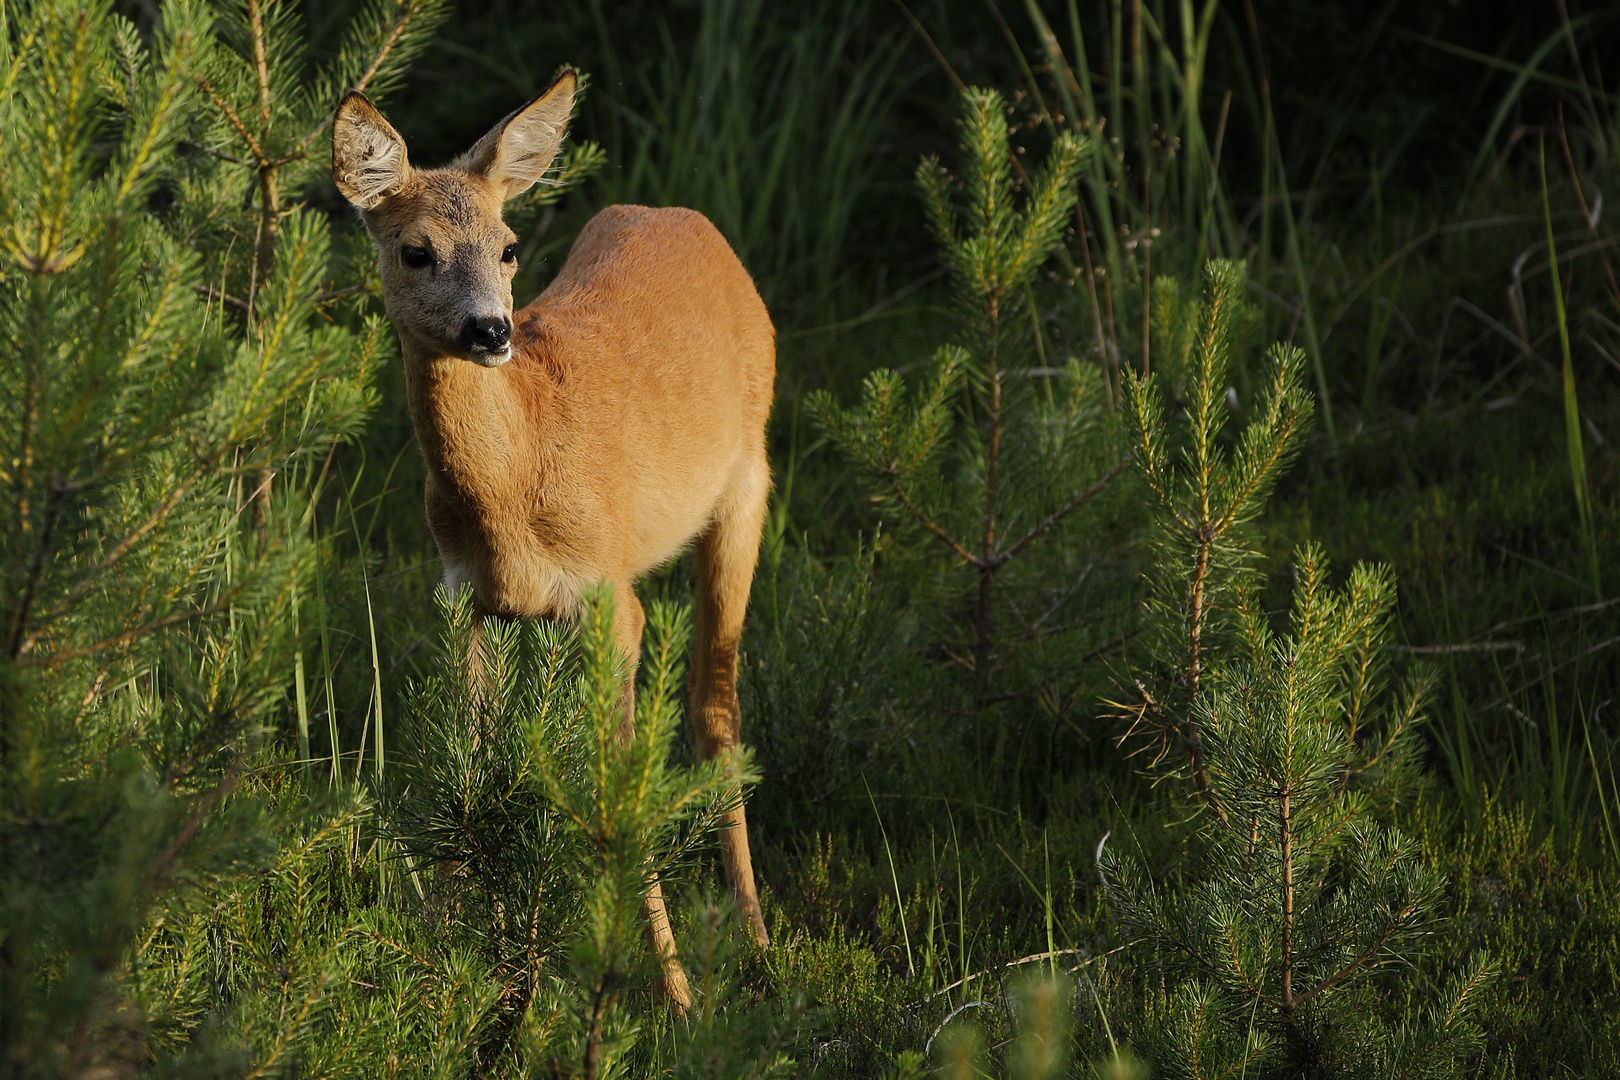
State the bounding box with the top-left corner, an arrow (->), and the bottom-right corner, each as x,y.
810,87 -> 1125,704
1115,259 -> 1310,801
144,587 -> 774,1077
0,0 -> 376,1073
387,588 -> 771,1078
1103,548 -> 1492,1076
1101,262 -> 1491,1076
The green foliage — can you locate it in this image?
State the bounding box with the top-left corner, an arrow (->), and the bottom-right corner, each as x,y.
665,896 -> 803,1080
6,3 -> 1620,1076
588,0 -> 899,312
810,86 -> 1122,703
180,0 -> 448,290
133,588 -> 781,1077
913,91 -> 1084,362
1103,268 -> 1491,1074
0,0 -> 377,1072
1118,260 -> 1311,795
741,529 -> 912,832
524,588 -> 749,1079
1106,547 -> 1491,1076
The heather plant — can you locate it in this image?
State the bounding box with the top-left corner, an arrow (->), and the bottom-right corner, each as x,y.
809,86 -> 1125,705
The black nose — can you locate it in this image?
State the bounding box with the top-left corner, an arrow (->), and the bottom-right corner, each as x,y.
460,315 -> 511,352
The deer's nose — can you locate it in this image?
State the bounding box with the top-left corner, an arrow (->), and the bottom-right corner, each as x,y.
460,315 -> 511,353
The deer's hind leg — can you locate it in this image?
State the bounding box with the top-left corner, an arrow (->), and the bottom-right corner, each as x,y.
691,453 -> 771,947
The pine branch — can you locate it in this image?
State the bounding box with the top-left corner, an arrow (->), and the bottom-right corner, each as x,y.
1292,901 -> 1420,1007
198,77 -> 269,166
885,473 -> 979,566
998,455 -> 1130,565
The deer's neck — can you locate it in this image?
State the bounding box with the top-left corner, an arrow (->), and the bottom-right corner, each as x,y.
402,344 -> 551,500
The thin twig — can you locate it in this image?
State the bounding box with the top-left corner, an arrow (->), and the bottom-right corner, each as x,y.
352,0 -> 418,95
1293,904 -> 1417,1007
178,141 -> 250,165
196,78 -> 268,166
925,942 -> 1133,1001
311,284 -> 365,305
999,456 -> 1130,564
20,607 -> 224,669
195,283 -> 362,312
195,284 -> 250,312
17,476 -> 199,655
1393,641 -> 1524,655
924,1001 -> 987,1055
887,475 -> 979,565
890,0 -> 967,92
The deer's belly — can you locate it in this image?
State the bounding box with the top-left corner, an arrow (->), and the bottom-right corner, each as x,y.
452,544 -> 593,621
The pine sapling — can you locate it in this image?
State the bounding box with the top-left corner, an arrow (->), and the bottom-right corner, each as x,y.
528,586 -> 751,1079
811,86 -> 1125,703
1103,546 -> 1492,1075
1116,259 -> 1311,801
0,0 -> 379,1070
1102,259 -> 1489,1073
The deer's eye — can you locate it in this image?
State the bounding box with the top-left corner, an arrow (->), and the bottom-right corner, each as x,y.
400,245 -> 432,269
501,243 -> 519,265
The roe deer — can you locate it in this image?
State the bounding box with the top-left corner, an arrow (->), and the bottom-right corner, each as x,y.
331,70 -> 774,1010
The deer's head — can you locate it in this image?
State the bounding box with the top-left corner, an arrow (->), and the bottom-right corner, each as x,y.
331,71 -> 575,367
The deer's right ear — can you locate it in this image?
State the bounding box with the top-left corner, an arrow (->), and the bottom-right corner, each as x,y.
332,92 -> 411,210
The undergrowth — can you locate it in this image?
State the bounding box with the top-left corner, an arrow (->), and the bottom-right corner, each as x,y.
4,0 -> 1620,1076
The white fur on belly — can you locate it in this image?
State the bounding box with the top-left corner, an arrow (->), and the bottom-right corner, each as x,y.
439,551 -> 594,621
441,555 -> 473,594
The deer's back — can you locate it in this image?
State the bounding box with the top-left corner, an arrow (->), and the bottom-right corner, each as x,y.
507,205 -> 775,574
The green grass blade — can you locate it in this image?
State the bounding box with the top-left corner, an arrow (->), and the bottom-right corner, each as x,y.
865,777 -> 914,979
1540,135 -> 1601,596
293,583 -> 310,774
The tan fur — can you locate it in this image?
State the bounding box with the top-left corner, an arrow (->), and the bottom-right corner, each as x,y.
333,73 -> 776,1008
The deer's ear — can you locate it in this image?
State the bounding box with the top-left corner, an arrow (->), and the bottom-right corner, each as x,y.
462,69 -> 575,201
332,92 -> 411,209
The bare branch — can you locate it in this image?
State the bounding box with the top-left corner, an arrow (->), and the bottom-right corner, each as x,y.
887,474 -> 980,566
998,455 -> 1130,565
196,78 -> 268,166
195,284 -> 250,312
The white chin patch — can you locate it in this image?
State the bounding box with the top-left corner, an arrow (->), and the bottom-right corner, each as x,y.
471,347 -> 511,367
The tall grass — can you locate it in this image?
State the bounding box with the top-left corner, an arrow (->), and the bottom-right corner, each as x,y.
585,0 -> 903,315
1539,136 -> 1601,596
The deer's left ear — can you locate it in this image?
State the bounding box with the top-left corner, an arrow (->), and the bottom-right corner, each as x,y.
462,69 -> 576,201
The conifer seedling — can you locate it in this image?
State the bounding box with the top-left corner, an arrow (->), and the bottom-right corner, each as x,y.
1104,263 -> 1491,1073
811,87 -> 1125,703
1116,259 -> 1311,798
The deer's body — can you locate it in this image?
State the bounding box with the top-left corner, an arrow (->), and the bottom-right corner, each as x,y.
333,74 -> 773,1011
414,204 -> 773,634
